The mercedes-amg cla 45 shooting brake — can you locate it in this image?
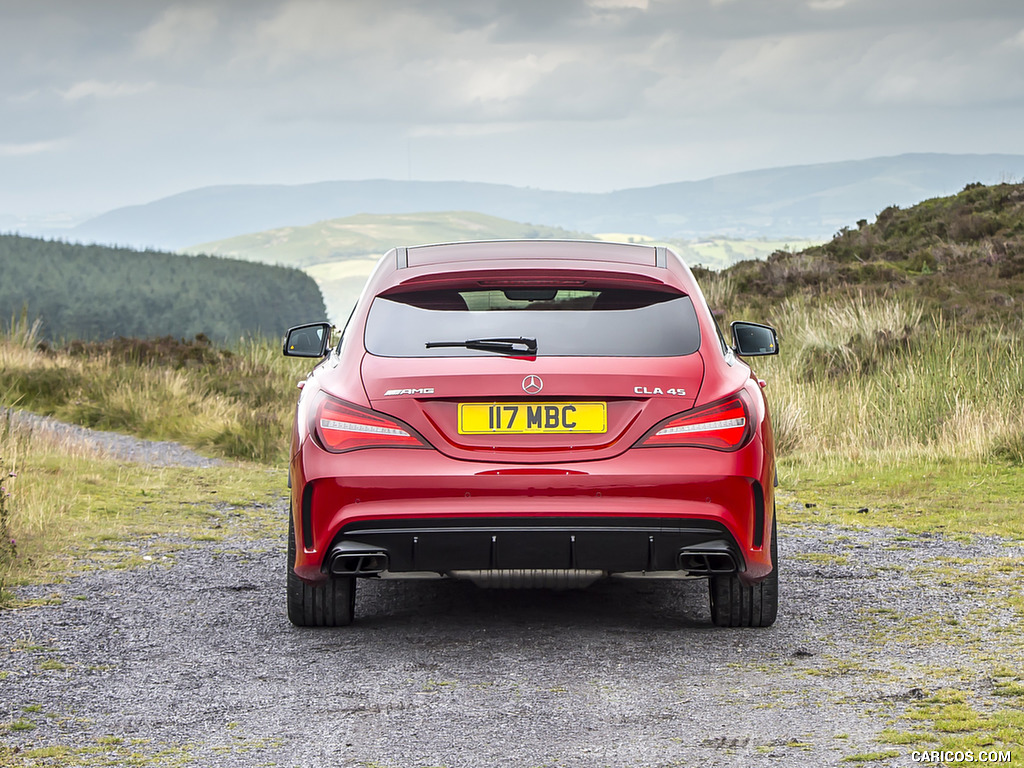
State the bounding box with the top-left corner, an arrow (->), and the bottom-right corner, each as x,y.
283,240 -> 780,627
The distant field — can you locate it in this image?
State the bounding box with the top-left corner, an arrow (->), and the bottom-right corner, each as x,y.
592,232 -> 658,243
305,258 -> 379,324
187,211 -> 598,323
679,237 -> 823,269
186,211 -> 593,269
594,233 -> 823,270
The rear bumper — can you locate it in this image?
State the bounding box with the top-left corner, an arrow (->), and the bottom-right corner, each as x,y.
325,516 -> 743,575
291,441 -> 775,584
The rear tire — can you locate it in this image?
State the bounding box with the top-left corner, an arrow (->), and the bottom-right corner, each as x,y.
709,512 -> 778,627
287,512 -> 355,627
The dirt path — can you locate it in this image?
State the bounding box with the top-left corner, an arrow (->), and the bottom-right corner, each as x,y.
2,408 -> 222,468
2,490 -> 1020,767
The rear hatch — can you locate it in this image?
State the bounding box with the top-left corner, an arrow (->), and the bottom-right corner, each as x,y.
358,286 -> 706,464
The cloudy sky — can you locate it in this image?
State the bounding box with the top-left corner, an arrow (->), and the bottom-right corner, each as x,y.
2,0 -> 1024,221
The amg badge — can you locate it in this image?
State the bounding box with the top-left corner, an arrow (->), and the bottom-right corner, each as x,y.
383,387 -> 435,396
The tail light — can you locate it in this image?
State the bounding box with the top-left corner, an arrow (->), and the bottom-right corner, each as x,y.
311,394 -> 428,453
637,390 -> 754,451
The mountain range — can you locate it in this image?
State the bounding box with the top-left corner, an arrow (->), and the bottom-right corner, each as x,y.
49,153 -> 1024,251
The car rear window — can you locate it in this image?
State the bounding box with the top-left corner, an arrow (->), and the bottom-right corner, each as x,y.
364,288 -> 701,357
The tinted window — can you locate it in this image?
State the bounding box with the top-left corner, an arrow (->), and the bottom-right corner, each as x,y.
365,289 -> 701,357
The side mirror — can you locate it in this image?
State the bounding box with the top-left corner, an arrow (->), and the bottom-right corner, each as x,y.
731,321 -> 779,357
283,322 -> 333,358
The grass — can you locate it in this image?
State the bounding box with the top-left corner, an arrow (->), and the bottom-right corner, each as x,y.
752,295 -> 1024,460
0,408 -> 283,602
1,316 -> 293,598
779,455 -> 1024,539
0,741 -> 195,767
1,321 -> 312,465
711,291 -> 1024,486
691,290 -> 1024,543
888,688 -> 1024,766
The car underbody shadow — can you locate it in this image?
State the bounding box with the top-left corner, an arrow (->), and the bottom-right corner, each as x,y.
346,575 -> 712,631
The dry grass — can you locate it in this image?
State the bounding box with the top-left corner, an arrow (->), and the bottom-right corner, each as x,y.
0,408 -> 287,601
7,289 -> 1024,469
753,293 -> 1024,464
696,269 -> 735,315
0,414 -> 99,601
0,317 -> 303,597
1,329 -> 312,464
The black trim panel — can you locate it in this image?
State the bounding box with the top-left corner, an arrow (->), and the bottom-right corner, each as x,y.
301,484 -> 315,550
752,482 -> 765,548
336,517 -> 744,574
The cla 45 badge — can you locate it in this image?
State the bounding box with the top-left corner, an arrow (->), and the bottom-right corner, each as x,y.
634,386 -> 687,396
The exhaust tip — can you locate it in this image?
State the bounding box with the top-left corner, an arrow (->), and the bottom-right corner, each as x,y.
326,540 -> 389,576
677,548 -> 738,575
330,552 -> 388,575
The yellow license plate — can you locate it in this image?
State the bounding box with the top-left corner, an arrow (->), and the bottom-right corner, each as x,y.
459,402 -> 607,434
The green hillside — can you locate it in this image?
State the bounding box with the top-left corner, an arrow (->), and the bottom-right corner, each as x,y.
0,234 -> 326,342
711,181 -> 1024,328
186,211 -> 596,268
687,180 -> 1024,489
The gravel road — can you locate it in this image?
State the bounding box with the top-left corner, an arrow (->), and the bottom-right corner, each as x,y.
2,421 -> 1021,767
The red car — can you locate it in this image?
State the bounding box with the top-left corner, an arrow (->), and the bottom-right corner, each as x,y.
284,240 -> 780,627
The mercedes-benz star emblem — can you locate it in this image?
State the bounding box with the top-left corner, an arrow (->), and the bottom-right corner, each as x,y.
522,375 -> 543,394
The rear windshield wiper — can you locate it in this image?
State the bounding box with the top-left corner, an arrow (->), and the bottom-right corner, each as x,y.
425,337 -> 538,356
